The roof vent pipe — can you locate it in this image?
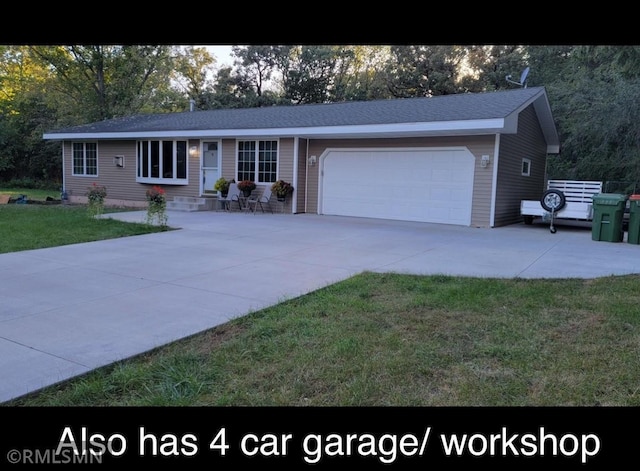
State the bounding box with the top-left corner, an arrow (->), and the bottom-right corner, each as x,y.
189,99 -> 195,112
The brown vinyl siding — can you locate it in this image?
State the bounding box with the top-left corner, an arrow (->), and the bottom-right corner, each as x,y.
274,139 -> 294,213
493,105 -> 548,227
468,137 -> 498,228
63,140 -> 139,205
220,138 -> 236,182
219,138 -> 295,213
304,135 -> 496,226
296,139 -> 309,213
63,140 -> 201,206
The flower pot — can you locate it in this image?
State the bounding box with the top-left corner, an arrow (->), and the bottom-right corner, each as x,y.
277,195 -> 286,202
242,190 -> 252,197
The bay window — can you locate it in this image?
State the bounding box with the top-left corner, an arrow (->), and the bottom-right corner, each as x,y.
137,140 -> 188,183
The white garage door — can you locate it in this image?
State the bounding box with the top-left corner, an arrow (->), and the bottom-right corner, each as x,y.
321,148 -> 475,226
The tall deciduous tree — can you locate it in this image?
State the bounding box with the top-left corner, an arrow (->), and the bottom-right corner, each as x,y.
335,45 -> 393,101
279,46 -> 351,104
542,46 -> 640,185
229,45 -> 286,107
171,46 -> 217,111
461,45 -> 528,92
385,45 -> 466,97
0,46 -> 60,182
28,45 -> 177,123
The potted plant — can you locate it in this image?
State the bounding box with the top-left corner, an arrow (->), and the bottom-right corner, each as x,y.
237,180 -> 256,197
214,177 -> 232,197
271,180 -> 294,201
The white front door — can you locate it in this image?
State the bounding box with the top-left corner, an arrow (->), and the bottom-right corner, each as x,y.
201,141 -> 220,194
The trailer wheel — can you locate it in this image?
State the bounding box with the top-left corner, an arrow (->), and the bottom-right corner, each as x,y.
523,215 -> 534,225
541,189 -> 566,212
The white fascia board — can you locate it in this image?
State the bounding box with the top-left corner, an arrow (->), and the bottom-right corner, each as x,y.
42,118 -> 507,141
502,114 -> 519,133
296,119 -> 508,136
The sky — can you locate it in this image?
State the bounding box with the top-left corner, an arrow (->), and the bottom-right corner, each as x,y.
204,45 -> 234,66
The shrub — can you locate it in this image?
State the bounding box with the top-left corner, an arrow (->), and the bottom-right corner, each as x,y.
145,185 -> 168,228
86,182 -> 107,217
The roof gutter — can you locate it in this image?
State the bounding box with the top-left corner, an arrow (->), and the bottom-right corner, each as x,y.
42,119 -> 508,141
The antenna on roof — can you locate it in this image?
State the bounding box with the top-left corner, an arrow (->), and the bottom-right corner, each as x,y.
506,67 -> 529,88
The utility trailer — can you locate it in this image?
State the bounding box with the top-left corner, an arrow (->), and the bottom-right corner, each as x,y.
520,180 -> 603,233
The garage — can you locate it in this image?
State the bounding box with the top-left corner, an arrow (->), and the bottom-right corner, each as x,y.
320,148 -> 475,226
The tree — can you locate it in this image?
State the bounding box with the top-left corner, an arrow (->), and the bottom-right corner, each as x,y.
171,46 -> 217,111
278,46 -> 351,104
523,45 -> 574,87
541,45 -> 640,184
385,45 -> 466,97
229,45 -> 286,107
0,46 -> 60,183
28,45 -> 177,123
461,45 -> 528,92
334,45 -> 394,101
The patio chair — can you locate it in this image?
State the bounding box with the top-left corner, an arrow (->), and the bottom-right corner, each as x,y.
246,187 -> 274,214
218,183 -> 242,211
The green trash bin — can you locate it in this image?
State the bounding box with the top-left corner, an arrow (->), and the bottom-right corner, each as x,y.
628,195 -> 640,245
591,193 -> 627,242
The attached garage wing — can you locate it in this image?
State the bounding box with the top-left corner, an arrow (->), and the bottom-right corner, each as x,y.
320,148 -> 475,226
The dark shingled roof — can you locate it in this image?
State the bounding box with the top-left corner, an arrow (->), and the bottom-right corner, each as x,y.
45,87 -> 548,135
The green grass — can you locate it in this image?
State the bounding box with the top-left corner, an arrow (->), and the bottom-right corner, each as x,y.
0,202 -> 167,254
5,272 -> 640,407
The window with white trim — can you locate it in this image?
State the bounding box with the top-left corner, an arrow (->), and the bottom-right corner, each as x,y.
522,158 -> 531,176
237,140 -> 278,183
137,140 -> 188,184
72,142 -> 98,176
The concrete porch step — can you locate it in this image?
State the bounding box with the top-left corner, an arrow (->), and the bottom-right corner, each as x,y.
167,196 -> 215,212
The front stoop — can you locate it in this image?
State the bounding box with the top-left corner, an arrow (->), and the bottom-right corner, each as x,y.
167,196 -> 216,212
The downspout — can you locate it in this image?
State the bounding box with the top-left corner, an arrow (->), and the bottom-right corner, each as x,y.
292,137 -> 298,213
489,134 -> 500,227
61,142 -> 67,201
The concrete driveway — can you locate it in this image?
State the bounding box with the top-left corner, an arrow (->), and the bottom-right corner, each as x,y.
1,211 -> 639,403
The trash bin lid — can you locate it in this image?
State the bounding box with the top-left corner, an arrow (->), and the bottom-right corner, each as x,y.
592,193 -> 628,204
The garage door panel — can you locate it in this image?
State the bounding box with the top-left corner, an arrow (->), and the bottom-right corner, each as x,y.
322,149 -> 475,226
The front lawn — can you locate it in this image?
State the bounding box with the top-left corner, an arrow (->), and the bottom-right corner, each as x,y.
0,204 -> 167,254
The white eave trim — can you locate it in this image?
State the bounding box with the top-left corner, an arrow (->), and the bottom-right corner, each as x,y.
43,118 -> 507,140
